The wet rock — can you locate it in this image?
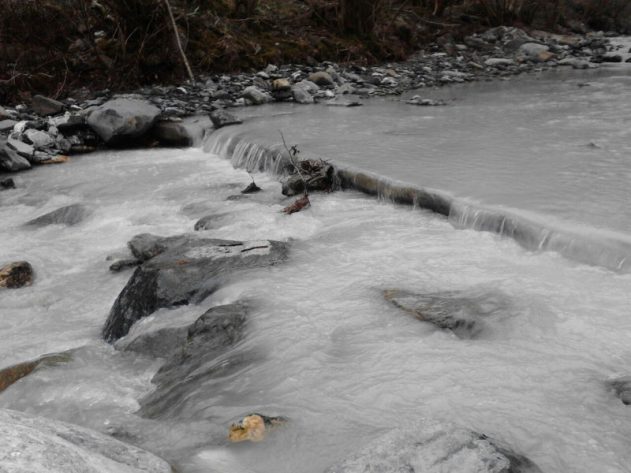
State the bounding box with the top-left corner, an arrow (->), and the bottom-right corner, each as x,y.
325,99 -> 362,107
152,120 -> 192,147
1,177 -> 16,189
7,136 -> 35,159
229,413 -> 287,442
0,352 -> 72,393
210,109 -> 243,128
0,261 -> 34,289
102,234 -> 288,341
139,303 -> 249,418
326,420 -> 543,473
49,112 -> 86,132
0,119 -> 17,132
119,325 -> 189,359
281,159 -> 334,196
609,376 -> 631,405
25,203 -> 88,227
291,85 -> 315,104
485,58 -> 515,67
0,408 -> 173,473
23,129 -> 54,149
86,98 -> 160,146
0,140 -> 31,172
109,258 -> 141,272
601,54 -> 623,63
31,95 -> 64,116
518,43 -> 550,61
383,288 -> 509,339
308,71 -> 334,87
241,181 -> 261,194
242,86 -> 273,105
559,58 -> 590,69
406,96 -> 446,106
194,215 -> 218,231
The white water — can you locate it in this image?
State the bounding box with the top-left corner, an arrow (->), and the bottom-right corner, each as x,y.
1,58 -> 631,473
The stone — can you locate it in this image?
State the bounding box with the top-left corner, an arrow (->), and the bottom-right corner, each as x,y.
6,137 -> 34,159
406,96 -> 447,106
0,261 -> 34,289
0,408 -> 172,473
118,325 -> 188,359
0,141 -> 31,172
25,204 -> 88,227
194,215 -> 218,231
139,303 -> 249,417
151,121 -> 192,147
241,181 -> 261,194
102,234 -> 288,341
485,58 -> 515,67
86,98 -> 160,146
272,78 -> 291,91
601,54 -> 623,63
210,109 -> 243,128
242,86 -> 273,105
229,414 -> 287,442
326,420 -> 543,473
291,86 -> 315,104
0,119 -> 17,132
295,79 -> 320,94
518,43 -> 550,60
1,177 -> 16,190
307,71 -> 334,87
49,113 -> 86,132
537,50 -> 555,62
609,376 -> 631,405
383,288 -> 510,339
281,159 -> 334,196
31,95 -> 64,116
559,58 -> 590,69
23,129 -> 54,148
0,352 -> 72,393
109,258 -> 141,272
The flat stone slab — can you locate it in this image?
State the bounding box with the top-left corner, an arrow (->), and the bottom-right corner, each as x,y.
25,204 -> 88,227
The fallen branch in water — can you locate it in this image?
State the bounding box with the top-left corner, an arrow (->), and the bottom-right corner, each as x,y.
279,131 -> 310,214
282,194 -> 310,214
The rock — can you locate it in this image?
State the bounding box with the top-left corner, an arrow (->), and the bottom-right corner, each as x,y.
109,258 -> 141,272
0,119 -> 17,132
229,414 -> 287,442
308,71 -> 334,87
0,261 -> 34,289
242,86 -> 273,105
102,234 -> 288,341
0,408 -> 172,473
518,43 -> 550,61
0,352 -> 72,393
38,155 -> 70,165
485,58 -> 515,67
326,420 -> 543,473
6,136 -> 34,160
291,85 -> 315,104
281,159 -> 334,196
119,325 -> 188,359
49,112 -> 86,132
139,303 -> 250,417
406,96 -> 447,106
241,181 -> 261,194
86,98 -> 160,146
601,54 -> 623,63
1,177 -> 16,189
23,129 -> 54,148
609,376 -> 631,405
152,121 -> 192,147
325,100 -> 362,107
537,50 -> 555,62
559,58 -> 590,69
194,215 -> 219,231
210,109 -> 243,128
383,288 -> 509,339
31,95 -> 64,116
0,141 -> 31,172
25,204 -> 88,227
295,79 -> 320,94
272,78 -> 291,91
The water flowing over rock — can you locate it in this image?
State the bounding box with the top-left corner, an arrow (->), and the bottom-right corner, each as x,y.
139,303 -> 248,418
210,109 -> 243,128
0,261 -> 34,289
25,204 -> 88,227
326,421 -> 543,473
608,376 -> 631,405
0,409 -> 173,473
384,288 -> 510,339
102,234 -> 288,342
86,98 -> 160,146
0,352 -> 72,393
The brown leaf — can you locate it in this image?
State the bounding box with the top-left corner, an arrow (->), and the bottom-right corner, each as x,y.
282,195 -> 310,215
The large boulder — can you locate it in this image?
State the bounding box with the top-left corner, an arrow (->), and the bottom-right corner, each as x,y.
31,95 -> 64,116
25,204 -> 88,227
0,261 -> 33,289
138,303 -> 248,418
210,109 -> 243,128
0,408 -> 173,473
102,234 -> 288,342
383,288 -> 510,339
0,140 -> 31,172
151,121 -> 193,147
86,98 -> 160,146
326,421 -> 543,473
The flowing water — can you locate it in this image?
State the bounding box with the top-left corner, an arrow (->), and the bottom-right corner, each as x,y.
1,52 -> 631,473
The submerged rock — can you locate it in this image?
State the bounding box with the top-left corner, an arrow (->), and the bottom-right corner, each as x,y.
241,181 -> 261,194
86,98 -> 160,146
102,234 -> 288,341
383,288 -> 510,338
0,352 -> 72,393
228,413 -> 287,442
608,376 -> 631,405
0,408 -> 173,473
25,203 -> 88,227
0,177 -> 16,189
109,258 -> 141,272
326,420 -> 543,473
119,325 -> 189,359
0,261 -> 34,289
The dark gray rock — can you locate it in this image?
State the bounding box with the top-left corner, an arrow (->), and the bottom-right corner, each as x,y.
0,408 -> 173,473
109,258 -> 141,272
0,119 -> 17,132
242,86 -> 272,105
281,160 -> 334,196
25,204 -> 88,227
0,177 -> 15,189
49,113 -> 86,132
31,95 -> 64,116
210,109 -> 243,128
0,261 -> 33,289
383,288 -> 510,339
241,181 -> 261,194
86,98 -> 160,146
601,54 -> 623,63
609,376 -> 631,405
6,137 -> 35,159
0,141 -> 31,172
151,120 -> 192,147
102,234 -> 288,341
119,325 -> 189,359
326,421 -> 543,473
139,303 -> 248,418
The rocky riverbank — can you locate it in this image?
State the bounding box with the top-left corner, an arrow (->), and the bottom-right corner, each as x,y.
0,27 -> 624,175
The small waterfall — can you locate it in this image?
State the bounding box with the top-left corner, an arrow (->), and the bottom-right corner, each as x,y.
202,129 -> 631,273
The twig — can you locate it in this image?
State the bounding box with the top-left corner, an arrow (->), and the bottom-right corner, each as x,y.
163,0 -> 195,82
279,130 -> 309,196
